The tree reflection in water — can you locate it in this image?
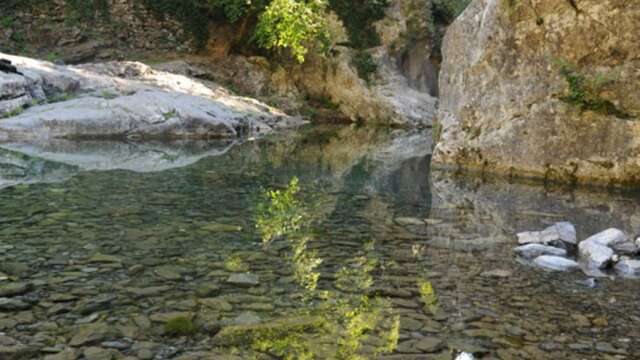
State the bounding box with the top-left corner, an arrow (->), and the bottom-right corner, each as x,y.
254,177 -> 400,359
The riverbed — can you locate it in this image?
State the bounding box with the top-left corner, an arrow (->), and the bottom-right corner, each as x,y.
0,126 -> 638,359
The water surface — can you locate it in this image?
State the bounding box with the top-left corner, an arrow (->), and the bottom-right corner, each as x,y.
0,126 -> 639,359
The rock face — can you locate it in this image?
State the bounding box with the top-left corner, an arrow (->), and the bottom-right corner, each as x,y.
434,0 -> 640,186
0,1 -> 190,63
295,0 -> 440,126
2,0 -> 441,126
0,54 -> 302,140
177,1 -> 439,126
293,47 -> 438,126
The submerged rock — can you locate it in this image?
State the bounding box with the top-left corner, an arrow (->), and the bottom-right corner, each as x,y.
0,283 -> 31,297
533,256 -> 580,272
0,298 -> 32,311
513,244 -> 567,259
226,273 -> 259,287
69,323 -> 120,346
213,316 -> 322,346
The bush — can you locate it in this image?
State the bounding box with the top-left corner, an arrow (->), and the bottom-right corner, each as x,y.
328,0 -> 388,49
352,51 -> 378,85
255,0 -> 330,63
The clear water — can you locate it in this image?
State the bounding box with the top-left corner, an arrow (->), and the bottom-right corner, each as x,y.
0,126 -> 639,359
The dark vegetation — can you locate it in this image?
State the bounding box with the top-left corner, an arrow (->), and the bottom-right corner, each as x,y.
2,0 -> 471,83
557,60 -> 632,119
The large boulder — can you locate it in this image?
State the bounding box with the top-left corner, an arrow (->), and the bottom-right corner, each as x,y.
0,53 -> 302,140
433,0 -> 640,186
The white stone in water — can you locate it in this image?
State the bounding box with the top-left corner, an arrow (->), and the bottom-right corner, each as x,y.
579,240 -> 614,270
583,228 -> 627,247
554,222 -> 577,244
455,352 -> 475,360
615,259 -> 640,277
533,256 -> 580,272
517,222 -> 577,246
513,244 -> 567,259
517,231 -> 545,245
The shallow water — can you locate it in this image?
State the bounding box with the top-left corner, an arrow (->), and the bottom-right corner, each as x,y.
0,126 -> 639,359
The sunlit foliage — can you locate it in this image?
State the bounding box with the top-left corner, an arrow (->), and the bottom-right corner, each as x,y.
253,177 -> 399,359
256,176 -> 306,246
255,0 -> 330,63
418,278 -> 439,315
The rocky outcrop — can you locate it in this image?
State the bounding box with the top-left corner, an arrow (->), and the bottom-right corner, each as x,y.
2,0 -> 441,126
433,0 -> 640,186
0,54 -> 302,140
175,1 -> 440,126
0,1 -> 190,63
293,0 -> 439,126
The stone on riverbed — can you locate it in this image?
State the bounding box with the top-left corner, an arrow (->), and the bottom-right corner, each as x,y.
226,273 -> 259,287
0,298 -> 32,311
213,316 -> 322,346
394,217 -> 425,227
69,322 -> 121,346
513,244 -> 567,259
533,256 -> 580,272
0,283 -> 32,297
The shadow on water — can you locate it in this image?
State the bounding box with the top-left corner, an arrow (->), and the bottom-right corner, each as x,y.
0,125 -> 639,359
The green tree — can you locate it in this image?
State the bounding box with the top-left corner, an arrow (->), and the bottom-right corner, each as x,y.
255,0 -> 330,63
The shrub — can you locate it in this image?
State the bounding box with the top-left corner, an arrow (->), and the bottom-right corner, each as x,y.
352,50 -> 378,85
328,0 -> 388,49
255,0 -> 330,63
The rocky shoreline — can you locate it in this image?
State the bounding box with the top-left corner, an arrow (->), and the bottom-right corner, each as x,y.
0,54 -> 303,141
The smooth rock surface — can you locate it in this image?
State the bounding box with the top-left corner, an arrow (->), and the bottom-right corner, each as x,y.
533,256 -> 580,272
583,229 -> 627,247
578,241 -> 614,270
0,53 -> 303,140
517,223 -> 573,245
514,244 -> 567,259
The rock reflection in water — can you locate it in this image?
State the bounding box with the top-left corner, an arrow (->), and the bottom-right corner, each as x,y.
0,139 -> 237,188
